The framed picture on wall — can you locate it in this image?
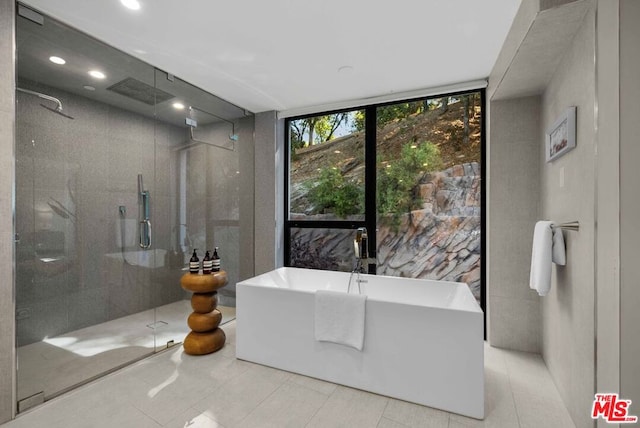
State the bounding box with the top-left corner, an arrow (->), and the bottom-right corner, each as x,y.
546,106 -> 576,162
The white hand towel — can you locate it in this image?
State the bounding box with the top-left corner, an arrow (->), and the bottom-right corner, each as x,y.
552,226 -> 566,266
314,290 -> 367,351
530,221 -> 553,296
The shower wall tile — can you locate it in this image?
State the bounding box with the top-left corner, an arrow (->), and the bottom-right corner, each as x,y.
14,115 -> 36,158
155,123 -> 181,148
238,116 -> 255,282
108,263 -> 153,319
0,0 -> 15,420
154,149 -> 172,197
107,108 -> 155,142
490,219 -> 542,302
64,91 -> 109,134
68,286 -> 110,331
19,120 -> 66,163
211,226 -> 240,296
108,137 -> 145,193
150,268 -> 185,308
254,111 -> 277,275
489,295 -> 541,353
32,158 -> 68,191
16,267 -> 71,308
65,129 -> 109,193
152,195 -> 172,249
488,96 -> 542,353
16,295 -> 70,347
14,182 -> 33,230
75,190 -> 111,280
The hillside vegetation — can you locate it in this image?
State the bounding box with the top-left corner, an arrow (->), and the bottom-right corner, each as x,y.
290,98 -> 482,215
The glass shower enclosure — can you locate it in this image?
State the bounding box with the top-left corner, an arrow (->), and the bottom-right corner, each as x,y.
14,4 -> 254,410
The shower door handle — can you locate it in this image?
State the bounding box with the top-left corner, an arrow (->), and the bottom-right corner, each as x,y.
138,183 -> 151,249
140,219 -> 151,249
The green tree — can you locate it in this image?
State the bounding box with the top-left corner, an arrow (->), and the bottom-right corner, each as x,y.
377,142 -> 442,224
314,112 -> 348,142
290,119 -> 308,151
290,113 -> 350,148
306,167 -> 363,218
352,102 -> 424,132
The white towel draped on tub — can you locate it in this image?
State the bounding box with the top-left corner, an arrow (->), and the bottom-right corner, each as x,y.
529,221 -> 567,296
314,290 -> 367,351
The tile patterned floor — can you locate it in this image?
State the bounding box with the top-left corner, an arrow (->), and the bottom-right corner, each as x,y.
4,321 -> 575,428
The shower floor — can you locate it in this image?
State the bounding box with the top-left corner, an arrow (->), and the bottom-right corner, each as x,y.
16,300 -> 236,404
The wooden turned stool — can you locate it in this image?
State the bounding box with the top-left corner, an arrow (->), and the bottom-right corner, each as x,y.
180,271 -> 228,355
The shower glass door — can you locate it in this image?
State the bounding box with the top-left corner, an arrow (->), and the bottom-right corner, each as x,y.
13,6 -> 187,408
15,5 -> 253,410
14,9 -> 161,405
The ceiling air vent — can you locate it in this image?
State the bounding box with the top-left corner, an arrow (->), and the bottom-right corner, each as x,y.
106,77 -> 175,106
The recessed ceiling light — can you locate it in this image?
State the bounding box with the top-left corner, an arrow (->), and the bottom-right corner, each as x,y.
49,56 -> 66,65
172,102 -> 185,110
88,70 -> 106,79
83,85 -> 96,91
120,0 -> 141,10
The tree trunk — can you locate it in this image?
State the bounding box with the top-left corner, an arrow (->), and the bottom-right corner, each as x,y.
307,118 -> 317,146
440,97 -> 449,114
308,126 -> 315,146
463,96 -> 470,145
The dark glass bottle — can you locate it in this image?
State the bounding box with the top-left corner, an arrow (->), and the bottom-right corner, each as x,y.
212,247 -> 220,272
202,250 -> 212,274
189,249 -> 200,274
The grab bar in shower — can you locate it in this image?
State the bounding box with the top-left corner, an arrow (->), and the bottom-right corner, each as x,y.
138,174 -> 151,249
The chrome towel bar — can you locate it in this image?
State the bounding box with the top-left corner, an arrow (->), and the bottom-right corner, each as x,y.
555,221 -> 579,232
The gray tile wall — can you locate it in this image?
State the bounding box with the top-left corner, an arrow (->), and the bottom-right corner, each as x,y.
540,6 -> 596,428
488,96 -> 542,353
540,0 -> 582,11
254,111 -> 277,274
0,0 -> 15,422
487,0 -> 539,99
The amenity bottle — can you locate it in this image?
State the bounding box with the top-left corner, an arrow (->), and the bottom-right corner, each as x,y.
212,247 -> 220,272
189,249 -> 200,274
202,250 -> 212,274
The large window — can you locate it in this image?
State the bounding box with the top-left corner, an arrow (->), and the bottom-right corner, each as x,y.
285,90 -> 485,305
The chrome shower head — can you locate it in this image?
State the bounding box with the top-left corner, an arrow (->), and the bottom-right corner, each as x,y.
40,104 -> 74,120
17,87 -> 74,119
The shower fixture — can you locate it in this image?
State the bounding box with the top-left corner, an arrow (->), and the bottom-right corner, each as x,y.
138,174 -> 151,249
16,87 -> 74,119
184,105 -> 239,151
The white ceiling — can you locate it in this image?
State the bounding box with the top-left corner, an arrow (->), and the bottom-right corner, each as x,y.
21,0 -> 522,114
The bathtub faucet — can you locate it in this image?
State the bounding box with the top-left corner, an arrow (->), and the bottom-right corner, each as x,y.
353,227 -> 368,273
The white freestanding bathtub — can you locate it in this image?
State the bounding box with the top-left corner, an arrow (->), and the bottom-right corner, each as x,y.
236,267 -> 484,419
